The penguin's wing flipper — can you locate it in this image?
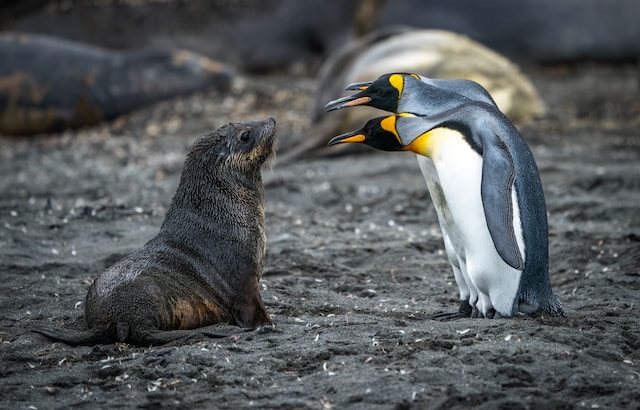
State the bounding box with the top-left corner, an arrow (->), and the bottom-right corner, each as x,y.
480,132 -> 525,271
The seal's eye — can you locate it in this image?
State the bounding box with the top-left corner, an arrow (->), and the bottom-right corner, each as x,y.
239,130 -> 251,143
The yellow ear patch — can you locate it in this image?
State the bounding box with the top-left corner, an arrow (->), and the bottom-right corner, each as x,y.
389,74 -> 404,95
380,116 -> 402,144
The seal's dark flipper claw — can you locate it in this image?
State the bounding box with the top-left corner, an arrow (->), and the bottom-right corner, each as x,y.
232,280 -> 272,329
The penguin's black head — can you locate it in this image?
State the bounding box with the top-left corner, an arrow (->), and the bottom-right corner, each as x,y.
328,115 -> 404,152
324,73 -> 419,113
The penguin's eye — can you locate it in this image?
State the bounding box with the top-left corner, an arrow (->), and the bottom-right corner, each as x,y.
238,130 -> 251,143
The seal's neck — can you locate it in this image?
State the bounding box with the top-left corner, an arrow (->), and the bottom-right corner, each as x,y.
153,164 -> 267,317
161,166 -> 263,230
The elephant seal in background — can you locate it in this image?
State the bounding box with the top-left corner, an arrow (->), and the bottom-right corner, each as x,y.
36,119 -> 276,346
278,28 -> 545,163
0,33 -> 233,135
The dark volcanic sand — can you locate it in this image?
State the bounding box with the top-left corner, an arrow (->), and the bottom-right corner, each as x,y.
1,64 -> 639,409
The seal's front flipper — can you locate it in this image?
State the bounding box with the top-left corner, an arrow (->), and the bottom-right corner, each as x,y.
233,279 -> 272,329
33,327 -> 109,346
139,327 -> 247,346
432,300 -> 472,321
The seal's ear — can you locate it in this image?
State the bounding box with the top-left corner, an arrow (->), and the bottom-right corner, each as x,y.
233,278 -> 272,328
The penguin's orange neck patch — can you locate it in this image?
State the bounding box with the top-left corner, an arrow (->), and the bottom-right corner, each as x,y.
404,127 -> 462,158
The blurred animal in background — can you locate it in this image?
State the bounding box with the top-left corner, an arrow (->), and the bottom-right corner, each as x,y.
318,29 -> 544,124
0,33 -> 233,135
278,28 -> 545,162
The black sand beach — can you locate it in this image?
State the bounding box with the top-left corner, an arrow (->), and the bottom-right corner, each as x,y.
1,64 -> 639,409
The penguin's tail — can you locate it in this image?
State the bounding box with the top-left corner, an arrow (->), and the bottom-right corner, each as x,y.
517,289 -> 565,318
33,326 -> 116,346
542,294 -> 565,317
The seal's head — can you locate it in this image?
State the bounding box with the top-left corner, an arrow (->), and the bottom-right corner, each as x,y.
186,118 -> 277,175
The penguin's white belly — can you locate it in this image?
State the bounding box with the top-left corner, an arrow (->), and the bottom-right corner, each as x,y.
416,132 -> 523,316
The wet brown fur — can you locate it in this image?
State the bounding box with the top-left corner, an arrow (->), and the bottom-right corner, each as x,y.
35,119 -> 276,345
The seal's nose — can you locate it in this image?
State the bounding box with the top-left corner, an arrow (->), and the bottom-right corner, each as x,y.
260,117 -> 276,139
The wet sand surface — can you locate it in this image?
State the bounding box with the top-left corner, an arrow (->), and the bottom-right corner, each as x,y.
1,64 -> 639,409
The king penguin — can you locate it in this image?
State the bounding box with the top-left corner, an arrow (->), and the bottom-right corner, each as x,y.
324,72 -> 497,117
326,81 -> 563,319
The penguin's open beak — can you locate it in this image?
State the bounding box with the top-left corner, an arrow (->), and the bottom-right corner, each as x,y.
328,130 -> 366,146
344,81 -> 373,91
324,94 -> 372,113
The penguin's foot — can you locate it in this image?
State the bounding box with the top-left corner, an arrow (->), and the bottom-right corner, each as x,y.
471,306 -> 484,318
470,307 -> 504,319
432,300 -> 472,321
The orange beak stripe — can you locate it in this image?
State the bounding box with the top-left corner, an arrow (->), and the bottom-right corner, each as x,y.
342,96 -> 371,107
339,134 -> 366,143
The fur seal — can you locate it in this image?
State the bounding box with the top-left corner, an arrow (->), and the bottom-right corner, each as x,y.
35,118 -> 276,345
278,28 -> 544,163
0,33 -> 232,135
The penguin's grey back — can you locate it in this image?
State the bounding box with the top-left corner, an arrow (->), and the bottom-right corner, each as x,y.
485,111 -> 562,315
416,103 -> 561,315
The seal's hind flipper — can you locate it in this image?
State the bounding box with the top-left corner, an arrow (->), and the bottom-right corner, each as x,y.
33,327 -> 110,346
35,326 -> 248,346
138,327 -> 246,346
